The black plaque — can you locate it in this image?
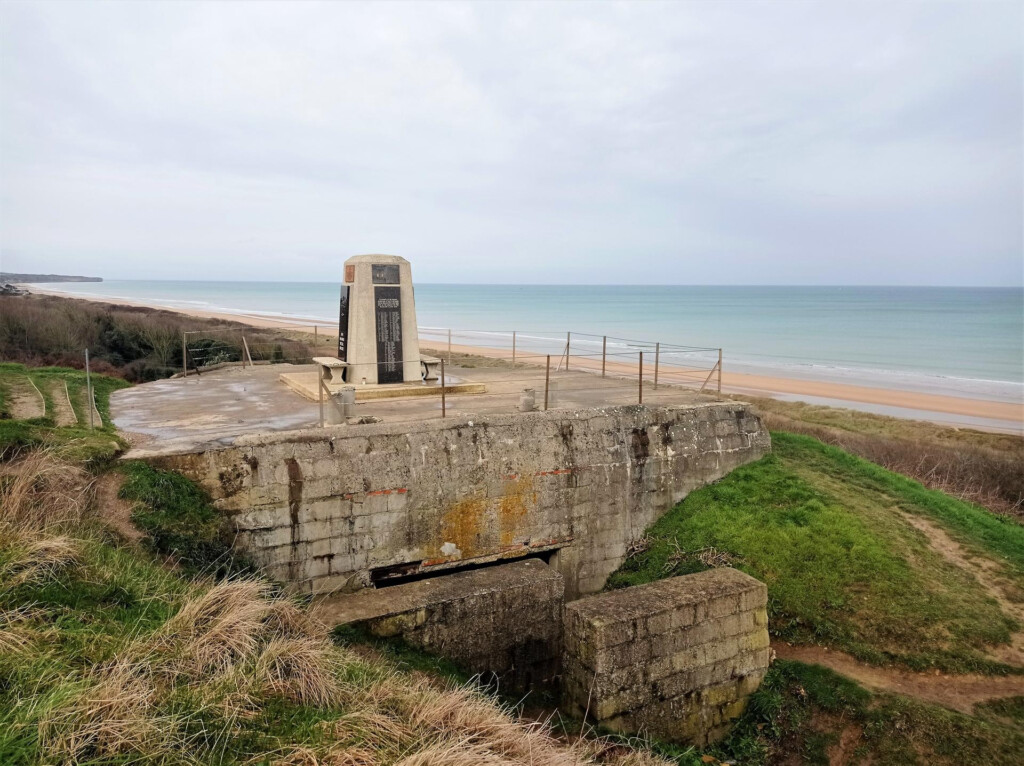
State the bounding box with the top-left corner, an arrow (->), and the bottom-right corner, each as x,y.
372,264 -> 400,284
337,285 -> 350,362
374,286 -> 403,383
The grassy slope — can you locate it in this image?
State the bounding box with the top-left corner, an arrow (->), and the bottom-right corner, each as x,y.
0,362 -> 130,463
609,432 -> 1024,673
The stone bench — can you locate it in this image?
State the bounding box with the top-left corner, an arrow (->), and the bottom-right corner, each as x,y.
420,355 -> 441,381
312,356 -> 348,383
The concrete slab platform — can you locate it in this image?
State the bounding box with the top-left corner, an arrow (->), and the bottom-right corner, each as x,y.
112,355 -> 712,456
278,370 -> 486,401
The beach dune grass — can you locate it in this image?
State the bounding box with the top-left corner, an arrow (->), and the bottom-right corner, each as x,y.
608,432 -> 1024,674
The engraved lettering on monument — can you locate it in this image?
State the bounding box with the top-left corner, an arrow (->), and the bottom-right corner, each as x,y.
375,286 -> 403,384
337,286 -> 350,362
372,264 -> 400,284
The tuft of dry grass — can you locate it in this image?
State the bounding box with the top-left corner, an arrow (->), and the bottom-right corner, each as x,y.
0,534 -> 81,588
0,449 -> 95,532
38,658 -> 174,765
252,636 -> 344,707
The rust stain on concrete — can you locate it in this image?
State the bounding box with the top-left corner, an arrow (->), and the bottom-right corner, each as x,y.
440,496 -> 487,558
498,476 -> 537,546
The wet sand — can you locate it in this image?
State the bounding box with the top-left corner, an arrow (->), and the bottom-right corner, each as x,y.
27,287 -> 1024,432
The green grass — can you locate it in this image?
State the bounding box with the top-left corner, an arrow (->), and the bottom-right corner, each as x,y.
119,460 -> 257,578
0,363 -> 130,465
706,660 -> 1024,766
608,432 -> 1024,674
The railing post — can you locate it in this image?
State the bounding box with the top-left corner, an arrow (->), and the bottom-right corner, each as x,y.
638,352 -> 643,405
566,332 -> 571,370
718,348 -> 723,393
440,358 -> 446,418
182,333 -> 187,380
85,348 -> 94,430
314,325 -> 318,348
512,331 -> 516,367
602,336 -> 607,377
448,328 -> 452,365
654,342 -> 660,389
318,364 -> 324,427
544,355 -> 551,411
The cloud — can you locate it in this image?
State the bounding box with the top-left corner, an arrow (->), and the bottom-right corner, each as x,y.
1,0 -> 1020,284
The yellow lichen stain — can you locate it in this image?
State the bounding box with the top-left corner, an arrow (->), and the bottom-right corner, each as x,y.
440,496 -> 487,558
498,476 -> 537,546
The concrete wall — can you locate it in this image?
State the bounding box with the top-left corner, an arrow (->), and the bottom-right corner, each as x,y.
562,569 -> 770,746
147,402 -> 769,597
315,558 -> 563,693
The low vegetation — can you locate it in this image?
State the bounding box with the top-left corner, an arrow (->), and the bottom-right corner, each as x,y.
0,293 -> 322,382
609,432 -> 1024,674
735,394 -> 1024,519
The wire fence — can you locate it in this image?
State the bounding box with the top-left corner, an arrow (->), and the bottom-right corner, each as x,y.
179,324 -> 724,426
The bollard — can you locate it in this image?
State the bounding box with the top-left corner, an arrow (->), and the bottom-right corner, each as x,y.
519,388 -> 536,412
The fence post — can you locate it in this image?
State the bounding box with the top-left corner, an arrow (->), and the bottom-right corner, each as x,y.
544,355 -> 550,411
602,336 -> 607,377
85,349 -> 94,430
565,332 -> 571,370
242,336 -> 254,367
448,329 -> 452,365
314,325 -> 318,348
638,351 -> 643,405
654,342 -> 660,389
440,358 -> 446,418
182,333 -> 187,380
512,331 -> 516,367
318,364 -> 324,427
717,348 -> 723,393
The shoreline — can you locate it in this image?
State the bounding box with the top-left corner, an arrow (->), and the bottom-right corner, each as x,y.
25,286 -> 1024,433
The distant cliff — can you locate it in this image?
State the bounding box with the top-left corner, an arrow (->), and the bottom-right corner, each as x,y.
0,273 -> 102,283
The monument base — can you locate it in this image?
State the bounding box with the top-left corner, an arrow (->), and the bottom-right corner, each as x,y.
278,372 -> 486,402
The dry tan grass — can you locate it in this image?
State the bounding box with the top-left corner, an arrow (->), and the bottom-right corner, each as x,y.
252,636 -> 344,707
0,534 -> 81,588
0,449 -> 95,532
38,658 -> 174,765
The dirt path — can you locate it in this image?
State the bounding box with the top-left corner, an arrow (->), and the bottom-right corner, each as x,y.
4,375 -> 45,419
900,511 -> 1024,667
773,643 -> 1024,714
92,473 -> 145,545
45,380 -> 78,427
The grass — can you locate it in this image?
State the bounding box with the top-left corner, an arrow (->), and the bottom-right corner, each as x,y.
704,660 -> 1024,766
0,363 -> 129,465
118,460 -> 257,578
608,432 -> 1024,674
732,394 -> 1024,518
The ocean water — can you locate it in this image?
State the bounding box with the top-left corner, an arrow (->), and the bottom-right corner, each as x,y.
33,281 -> 1024,403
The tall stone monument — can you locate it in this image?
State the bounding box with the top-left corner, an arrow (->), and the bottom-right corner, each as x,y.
338,255 -> 422,385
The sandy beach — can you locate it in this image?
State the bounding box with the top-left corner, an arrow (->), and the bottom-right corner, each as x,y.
26,286 -> 1024,432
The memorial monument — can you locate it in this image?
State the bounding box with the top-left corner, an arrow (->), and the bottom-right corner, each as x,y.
336,254 -> 422,385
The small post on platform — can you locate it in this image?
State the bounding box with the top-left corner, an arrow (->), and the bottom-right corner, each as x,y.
544,355 -> 551,411
85,349 -> 94,430
448,329 -> 452,365
602,336 -> 607,377
638,351 -> 643,405
654,342 -> 660,389
314,325 -> 318,348
512,331 -> 516,367
565,332 -> 571,370
440,358 -> 447,418
318,365 -> 324,427
242,336 -> 254,367
181,333 -> 187,380
717,348 -> 723,393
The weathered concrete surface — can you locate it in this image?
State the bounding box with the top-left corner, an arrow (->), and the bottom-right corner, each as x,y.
314,558 -> 563,692
144,402 -> 769,597
562,569 -> 770,746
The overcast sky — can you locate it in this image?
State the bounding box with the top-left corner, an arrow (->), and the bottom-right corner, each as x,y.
1,1 -> 1021,285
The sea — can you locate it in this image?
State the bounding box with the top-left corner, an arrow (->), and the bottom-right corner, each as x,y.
33,281 -> 1024,406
